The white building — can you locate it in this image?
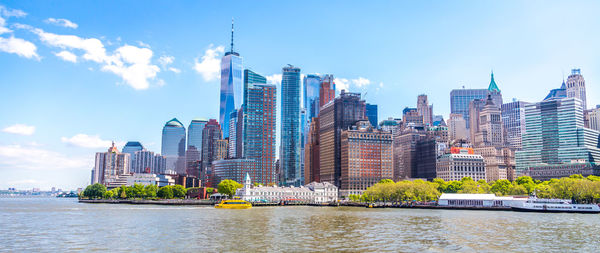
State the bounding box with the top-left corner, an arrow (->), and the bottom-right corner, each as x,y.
236,173 -> 338,204
126,173 -> 159,186
436,150 -> 486,181
438,193 -> 527,207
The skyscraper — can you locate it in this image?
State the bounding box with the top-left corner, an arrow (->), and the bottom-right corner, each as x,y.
188,118 -> 208,150
450,89 -> 488,129
501,100 -> 529,150
243,70 -> 277,184
448,113 -> 468,141
487,72 -> 503,108
161,118 -> 186,174
319,90 -> 366,188
320,74 -> 335,107
201,119 -> 222,187
219,21 -> 243,139
92,142 -> 130,185
566,68 -> 587,109
122,141 -> 143,173
303,74 -> 322,120
228,109 -> 239,158
417,95 -> 433,126
365,103 -> 378,129
280,65 -> 302,186
402,107 -> 422,125
516,96 -> 600,176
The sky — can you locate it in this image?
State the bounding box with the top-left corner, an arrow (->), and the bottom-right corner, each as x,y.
1,1 -> 600,190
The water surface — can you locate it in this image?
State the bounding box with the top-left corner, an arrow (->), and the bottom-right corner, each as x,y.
0,198 -> 598,252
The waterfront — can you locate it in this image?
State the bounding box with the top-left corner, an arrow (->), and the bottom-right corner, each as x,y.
1,198 -> 599,252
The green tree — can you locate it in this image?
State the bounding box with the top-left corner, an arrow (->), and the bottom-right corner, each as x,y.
379,179 -> 394,184
83,183 -> 107,199
172,185 -> 186,198
446,181 -> 463,193
157,186 -> 174,199
515,176 -> 536,194
144,184 -> 158,198
491,179 -> 513,196
132,184 -> 145,198
102,189 -> 114,199
217,179 -> 243,198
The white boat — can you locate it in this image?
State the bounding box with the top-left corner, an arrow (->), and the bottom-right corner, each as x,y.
511,197 -> 600,213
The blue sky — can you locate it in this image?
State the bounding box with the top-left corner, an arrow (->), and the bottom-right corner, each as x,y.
1,1 -> 599,190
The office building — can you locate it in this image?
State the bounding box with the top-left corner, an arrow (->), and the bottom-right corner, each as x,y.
212,159 -> 258,185
566,68 -> 587,109
501,101 -> 529,150
188,118 -> 208,150
403,107 -> 423,126
516,96 -> 600,176
133,150 -> 165,174
417,94 -> 433,126
366,103 -> 378,129
320,74 -> 335,107
92,142 -> 131,185
588,106 -> 600,131
450,88 -> 488,129
185,146 -> 201,177
243,71 -> 277,185
340,120 -> 393,197
436,148 -> 486,181
448,113 -> 468,141
122,141 -> 143,172
432,115 -> 445,126
161,118 -> 186,174
228,109 -> 239,158
487,72 -> 503,109
219,21 -> 243,138
393,125 -> 428,180
280,65 -> 302,186
201,119 -> 222,186
468,99 -> 486,142
320,90 -> 366,188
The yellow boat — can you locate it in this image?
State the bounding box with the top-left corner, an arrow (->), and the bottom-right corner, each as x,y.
214,199 -> 252,209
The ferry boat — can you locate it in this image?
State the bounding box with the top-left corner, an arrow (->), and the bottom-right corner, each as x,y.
214,199 -> 252,209
511,197 -> 600,214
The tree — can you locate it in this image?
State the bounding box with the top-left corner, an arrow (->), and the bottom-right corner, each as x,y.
144,184 -> 158,198
172,185 -> 186,198
217,179 -> 243,198
103,189 -> 114,199
491,179 -> 512,196
157,186 -> 174,199
83,183 -> 107,199
132,184 -> 145,198
379,179 -> 394,184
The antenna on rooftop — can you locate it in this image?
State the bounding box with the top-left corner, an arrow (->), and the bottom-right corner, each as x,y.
230,18 -> 234,53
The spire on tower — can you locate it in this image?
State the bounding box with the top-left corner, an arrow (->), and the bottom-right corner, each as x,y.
230,18 -> 234,54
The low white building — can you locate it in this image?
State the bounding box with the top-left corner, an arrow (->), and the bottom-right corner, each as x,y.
236,174 -> 338,204
438,193 -> 527,207
126,173 -> 159,186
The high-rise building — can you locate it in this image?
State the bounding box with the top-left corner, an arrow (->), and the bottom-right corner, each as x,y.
417,95 -> 433,126
185,146 -> 201,177
219,21 -> 243,139
228,109 -> 239,158
215,139 -> 228,161
566,68 -> 587,109
161,118 -> 186,174
340,120 -> 393,197
448,113 -> 468,141
487,72 -> 503,109
379,118 -> 402,135
188,118 -> 207,150
393,125 -> 428,180
468,99 -> 486,142
243,71 -> 277,185
516,96 -> 600,175
280,65 -> 302,186
320,75 -> 335,107
201,119 -> 222,186
304,74 -> 322,120
501,100 -> 529,150
432,115 -> 445,126
122,141 -> 143,173
365,103 -> 378,129
450,88 -> 488,129
403,107 -> 423,126
588,106 -> 600,131
92,142 -> 130,185
320,90 -> 366,188
133,149 -> 165,174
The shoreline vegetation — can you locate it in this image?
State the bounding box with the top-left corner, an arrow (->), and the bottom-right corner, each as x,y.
80,175 -> 600,207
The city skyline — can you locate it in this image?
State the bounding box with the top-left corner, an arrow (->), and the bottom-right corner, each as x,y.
2,1 -> 600,190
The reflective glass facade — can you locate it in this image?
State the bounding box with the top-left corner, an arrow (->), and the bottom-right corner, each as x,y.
187,118 -> 207,150
366,103 -> 378,128
450,89 -> 488,129
161,118 -> 186,173
280,65 -> 302,186
219,52 -> 243,138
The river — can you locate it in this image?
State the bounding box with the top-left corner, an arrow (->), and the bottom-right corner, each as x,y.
0,198 -> 598,252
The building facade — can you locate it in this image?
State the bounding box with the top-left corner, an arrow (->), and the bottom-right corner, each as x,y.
92,142 -> 131,185
187,118 -> 207,151
448,113 -> 468,141
501,101 -> 529,150
161,118 -> 186,174
450,88 -> 488,129
340,121 -> 393,197
201,119 -> 222,186
417,94 -> 433,126
436,149 -> 486,181
280,65 -> 302,186
365,103 -> 378,129
236,173 -> 338,204
219,23 -> 243,139
566,68 -> 587,110
133,150 -> 166,174
122,141 -> 143,172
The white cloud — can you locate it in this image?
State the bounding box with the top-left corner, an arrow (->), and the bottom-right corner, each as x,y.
168,67 -> 181,73
137,41 -> 150,48
266,74 -> 282,85
29,27 -> 160,90
54,50 -> 76,62
0,144 -> 90,170
45,18 -> 78,29
194,44 -> 224,81
0,6 -> 27,18
0,36 -> 38,59
61,134 -> 118,149
101,45 -> 160,90
352,77 -> 371,88
2,124 -> 35,135
334,78 -> 349,91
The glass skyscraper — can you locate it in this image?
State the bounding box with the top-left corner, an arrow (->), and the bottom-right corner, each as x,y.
303,74 -> 322,120
243,69 -> 277,184
122,141 -> 144,173
219,23 -> 243,139
366,103 -> 378,128
450,89 -> 488,129
516,97 -> 600,173
280,65 -> 302,186
161,118 -> 186,174
187,118 -> 207,150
